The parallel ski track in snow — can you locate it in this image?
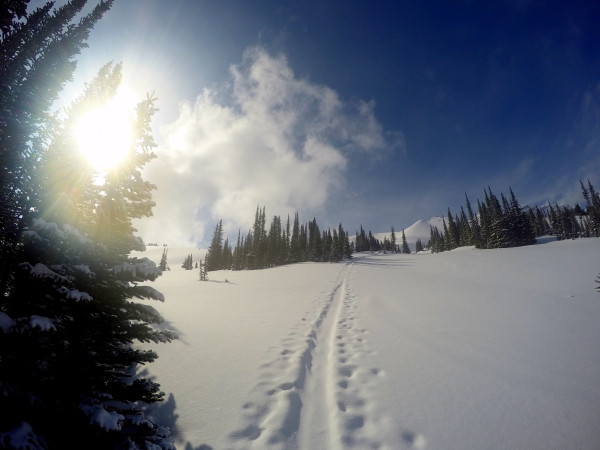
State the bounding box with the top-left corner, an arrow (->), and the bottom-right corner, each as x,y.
228,261 -> 393,449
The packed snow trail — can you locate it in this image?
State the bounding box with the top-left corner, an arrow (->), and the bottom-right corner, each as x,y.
227,261 -> 398,449
297,262 -> 390,449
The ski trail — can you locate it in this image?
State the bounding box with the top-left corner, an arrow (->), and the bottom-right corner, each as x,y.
227,263 -> 350,449
297,266 -> 347,449
228,261 -> 407,449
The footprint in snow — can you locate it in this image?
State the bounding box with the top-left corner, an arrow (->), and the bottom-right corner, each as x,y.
402,431 -> 426,449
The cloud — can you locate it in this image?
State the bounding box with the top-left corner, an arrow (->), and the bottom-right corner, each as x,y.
136,47 -> 396,246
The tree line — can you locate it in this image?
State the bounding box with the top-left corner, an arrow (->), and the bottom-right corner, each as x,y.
204,207 -> 353,271
429,182 -> 600,253
353,225 -> 413,253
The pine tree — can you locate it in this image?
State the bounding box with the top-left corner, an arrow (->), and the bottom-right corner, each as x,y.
181,254 -> 193,270
465,194 -> 481,247
307,218 -> 322,261
1,0 -> 114,296
159,247 -> 168,271
446,209 -> 459,250
415,238 -> 424,253
289,212 -> 301,263
199,258 -> 208,281
401,229 -> 410,254
205,220 -> 223,271
581,180 -> 600,236
0,35 -> 175,449
222,238 -> 232,270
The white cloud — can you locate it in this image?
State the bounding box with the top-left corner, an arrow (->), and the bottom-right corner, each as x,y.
136,47 -> 396,246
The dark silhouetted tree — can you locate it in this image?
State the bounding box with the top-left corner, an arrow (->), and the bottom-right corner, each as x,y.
0,28 -> 175,448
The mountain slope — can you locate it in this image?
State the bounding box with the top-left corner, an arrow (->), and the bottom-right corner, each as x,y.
138,238 -> 600,449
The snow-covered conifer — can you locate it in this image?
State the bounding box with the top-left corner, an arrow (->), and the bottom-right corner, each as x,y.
0,18 -> 176,446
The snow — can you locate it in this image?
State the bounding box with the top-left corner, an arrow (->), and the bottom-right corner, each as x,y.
28,263 -> 67,282
112,258 -> 162,280
0,422 -> 45,450
0,312 -> 14,333
137,238 -> 600,449
29,315 -> 56,332
73,264 -> 93,276
30,219 -> 65,240
81,405 -> 124,431
58,286 -> 93,302
371,217 -> 444,250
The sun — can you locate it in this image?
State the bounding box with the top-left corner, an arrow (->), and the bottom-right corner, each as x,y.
75,87 -> 135,170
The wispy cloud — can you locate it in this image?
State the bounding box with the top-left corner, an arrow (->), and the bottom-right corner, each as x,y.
137,47 -> 397,246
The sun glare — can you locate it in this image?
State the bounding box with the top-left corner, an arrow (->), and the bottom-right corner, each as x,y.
75,88 -> 135,170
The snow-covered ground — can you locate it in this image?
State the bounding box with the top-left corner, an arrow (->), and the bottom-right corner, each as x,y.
138,238 -> 600,449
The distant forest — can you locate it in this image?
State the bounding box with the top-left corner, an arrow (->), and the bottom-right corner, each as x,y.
203,207 -> 354,271
176,181 -> 600,274
429,180 -> 600,253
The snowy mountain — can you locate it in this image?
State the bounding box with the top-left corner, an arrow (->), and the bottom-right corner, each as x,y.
370,217 -> 445,249
137,237 -> 600,449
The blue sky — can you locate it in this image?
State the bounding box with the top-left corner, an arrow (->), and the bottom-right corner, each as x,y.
50,0 -> 600,246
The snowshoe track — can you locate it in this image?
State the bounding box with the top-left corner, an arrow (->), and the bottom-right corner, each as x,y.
228,262 -> 398,449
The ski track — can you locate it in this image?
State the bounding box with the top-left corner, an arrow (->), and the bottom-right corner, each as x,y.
228,261 -> 425,449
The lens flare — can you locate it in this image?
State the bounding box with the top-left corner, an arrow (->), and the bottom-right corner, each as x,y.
75,88 -> 135,170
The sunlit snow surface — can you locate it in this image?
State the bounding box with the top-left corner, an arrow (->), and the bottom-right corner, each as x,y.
138,238 -> 600,449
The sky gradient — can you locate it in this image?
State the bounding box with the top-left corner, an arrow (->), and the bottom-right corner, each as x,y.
47,0 -> 600,246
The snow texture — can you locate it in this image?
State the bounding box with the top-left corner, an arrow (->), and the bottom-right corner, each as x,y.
73,264 -> 93,276
137,238 -> 600,449
113,258 -> 161,280
29,315 -> 56,332
57,286 -> 93,302
30,218 -> 65,240
0,312 -> 14,333
0,422 -> 45,450
28,263 -> 66,282
81,405 -> 124,431
62,223 -> 92,244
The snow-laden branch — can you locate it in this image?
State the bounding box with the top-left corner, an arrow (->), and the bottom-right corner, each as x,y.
112,258 -> 161,281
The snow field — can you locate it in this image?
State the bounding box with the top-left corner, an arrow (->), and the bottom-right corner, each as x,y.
139,239 -> 600,449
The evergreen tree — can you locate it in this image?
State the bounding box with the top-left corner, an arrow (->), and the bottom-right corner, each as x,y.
0,0 -> 116,295
446,209 -> 459,250
401,229 -> 410,254
0,38 -> 175,449
308,218 -> 322,261
581,180 -> 600,236
415,238 -> 424,253
159,247 -> 168,271
222,238 -> 232,270
289,212 -> 301,263
181,254 -> 193,270
390,227 -> 397,253
205,220 -> 223,271
199,258 -> 208,281
465,194 -> 481,247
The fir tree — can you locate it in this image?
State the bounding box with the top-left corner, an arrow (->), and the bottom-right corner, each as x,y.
0,0 -> 116,295
205,220 -> 223,271
446,209 -> 459,250
199,258 -> 208,281
390,227 -> 397,253
401,229 -> 410,254
289,212 -> 301,263
0,32 -> 175,449
159,247 -> 168,271
415,238 -> 424,253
